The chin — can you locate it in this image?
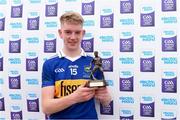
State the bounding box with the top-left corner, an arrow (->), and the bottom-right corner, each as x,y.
68,47 -> 79,51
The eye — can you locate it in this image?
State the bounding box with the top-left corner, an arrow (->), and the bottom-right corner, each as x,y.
75,31 -> 81,35
65,31 -> 72,35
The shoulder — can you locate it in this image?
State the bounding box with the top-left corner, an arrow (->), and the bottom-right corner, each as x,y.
43,54 -> 60,66
83,53 -> 94,62
86,53 -> 93,59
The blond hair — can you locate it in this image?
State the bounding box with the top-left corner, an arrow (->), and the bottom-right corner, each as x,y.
60,12 -> 84,26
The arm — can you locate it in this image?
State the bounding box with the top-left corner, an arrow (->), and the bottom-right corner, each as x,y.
95,87 -> 111,107
42,84 -> 97,115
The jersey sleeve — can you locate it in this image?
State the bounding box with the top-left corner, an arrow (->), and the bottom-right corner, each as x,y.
42,60 -> 55,87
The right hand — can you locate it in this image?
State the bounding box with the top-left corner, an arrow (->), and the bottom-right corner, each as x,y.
70,83 -> 97,103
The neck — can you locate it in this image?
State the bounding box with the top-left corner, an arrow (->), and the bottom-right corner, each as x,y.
62,48 -> 81,57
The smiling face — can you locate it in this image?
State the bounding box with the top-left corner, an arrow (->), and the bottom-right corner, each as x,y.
59,22 -> 85,52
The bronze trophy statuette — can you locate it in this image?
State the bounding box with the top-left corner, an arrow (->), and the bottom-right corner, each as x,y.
86,51 -> 107,88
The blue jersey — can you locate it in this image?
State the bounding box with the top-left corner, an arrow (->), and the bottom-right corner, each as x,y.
42,51 -> 98,119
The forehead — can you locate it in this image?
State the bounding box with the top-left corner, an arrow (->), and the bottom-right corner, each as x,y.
61,22 -> 83,31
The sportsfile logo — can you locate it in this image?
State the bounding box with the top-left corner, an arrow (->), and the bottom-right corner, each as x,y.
54,80 -> 87,97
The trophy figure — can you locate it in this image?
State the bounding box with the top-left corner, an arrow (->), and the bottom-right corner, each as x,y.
87,51 -> 107,87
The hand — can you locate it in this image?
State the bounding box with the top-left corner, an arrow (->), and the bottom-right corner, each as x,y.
95,87 -> 111,107
70,83 -> 97,104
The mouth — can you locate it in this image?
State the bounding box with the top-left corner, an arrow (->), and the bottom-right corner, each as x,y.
69,42 -> 77,46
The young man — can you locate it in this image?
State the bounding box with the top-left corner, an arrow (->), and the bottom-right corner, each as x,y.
41,11 -> 111,119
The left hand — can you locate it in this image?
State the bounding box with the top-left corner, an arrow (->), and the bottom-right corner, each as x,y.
95,87 -> 111,107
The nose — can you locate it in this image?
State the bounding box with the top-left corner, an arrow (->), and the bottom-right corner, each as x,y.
70,32 -> 76,39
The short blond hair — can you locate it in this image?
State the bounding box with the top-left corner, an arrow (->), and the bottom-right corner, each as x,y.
60,12 -> 84,26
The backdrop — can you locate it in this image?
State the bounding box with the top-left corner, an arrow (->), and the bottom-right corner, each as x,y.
0,0 -> 179,119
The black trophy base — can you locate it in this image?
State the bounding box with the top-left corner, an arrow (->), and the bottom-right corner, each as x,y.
86,80 -> 107,88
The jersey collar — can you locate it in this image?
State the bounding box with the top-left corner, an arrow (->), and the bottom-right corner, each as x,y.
58,48 -> 87,58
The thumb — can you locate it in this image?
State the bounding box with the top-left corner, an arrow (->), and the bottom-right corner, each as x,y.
80,81 -> 89,87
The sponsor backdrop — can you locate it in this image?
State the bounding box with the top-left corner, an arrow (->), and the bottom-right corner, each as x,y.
0,0 -> 179,119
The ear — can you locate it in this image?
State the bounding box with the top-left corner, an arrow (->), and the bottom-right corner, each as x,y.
58,29 -> 63,38
82,29 -> 86,36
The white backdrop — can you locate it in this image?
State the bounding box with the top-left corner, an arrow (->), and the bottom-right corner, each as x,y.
0,0 -> 179,119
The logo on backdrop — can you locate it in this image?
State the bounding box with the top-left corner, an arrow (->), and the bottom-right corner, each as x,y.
44,33 -> 56,53
81,0 -> 95,15
0,93 -> 5,111
162,70 -> 177,93
161,16 -> 177,24
120,109 -> 134,120
140,96 -> 154,117
45,0 -> 58,17
81,33 -> 94,52
140,50 -> 155,72
100,50 -> 113,72
26,78 -> 39,86
119,56 -> 134,65
120,0 -> 134,14
119,70 -> 134,91
10,105 -> 23,120
140,79 -> 155,88
161,98 -> 177,106
120,31 -> 134,52
140,5 -> 155,27
9,34 -> 21,53
26,52 -> 38,71
11,0 -> 23,18
8,70 -> 21,89
0,12 -> 5,31
162,30 -> 177,52
161,110 -> 176,120
161,57 -> 177,64
100,100 -> 113,115
100,8 -> 114,28
162,0 -> 176,11
27,12 -> 40,30
0,53 -> 3,71
27,93 -> 39,112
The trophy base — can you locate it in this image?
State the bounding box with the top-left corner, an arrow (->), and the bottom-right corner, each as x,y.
87,80 -> 107,88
